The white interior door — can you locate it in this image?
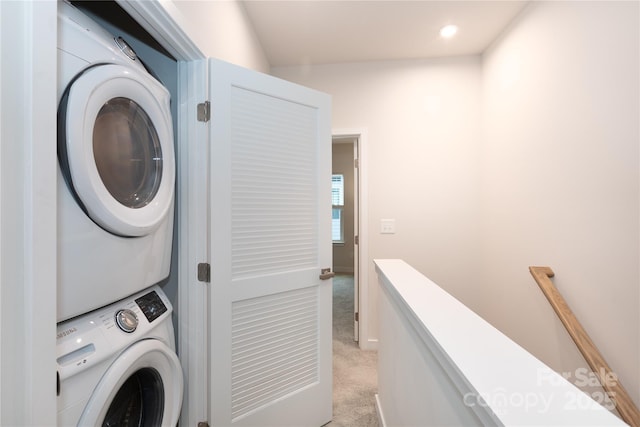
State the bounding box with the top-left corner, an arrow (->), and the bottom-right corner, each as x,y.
208,58 -> 332,427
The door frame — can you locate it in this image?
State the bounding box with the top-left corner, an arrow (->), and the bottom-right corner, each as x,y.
0,2 -> 58,423
114,2 -> 208,426
332,129 -> 373,350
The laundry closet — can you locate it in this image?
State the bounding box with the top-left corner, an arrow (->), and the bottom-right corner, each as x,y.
55,2 -> 182,425
51,1 -> 334,426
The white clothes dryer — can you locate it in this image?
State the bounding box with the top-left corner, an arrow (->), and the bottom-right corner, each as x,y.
57,2 -> 175,322
56,285 -> 183,426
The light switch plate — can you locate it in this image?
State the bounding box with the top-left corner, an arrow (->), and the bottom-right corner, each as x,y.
380,219 -> 396,234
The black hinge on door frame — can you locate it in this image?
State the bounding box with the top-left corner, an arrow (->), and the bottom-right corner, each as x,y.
197,422 -> 210,427
197,101 -> 210,122
197,263 -> 210,282
355,312 -> 359,322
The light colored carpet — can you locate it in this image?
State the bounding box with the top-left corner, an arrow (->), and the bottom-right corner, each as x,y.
326,274 -> 379,427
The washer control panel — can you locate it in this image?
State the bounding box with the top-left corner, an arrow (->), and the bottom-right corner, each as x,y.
135,290 -> 168,323
56,285 -> 173,380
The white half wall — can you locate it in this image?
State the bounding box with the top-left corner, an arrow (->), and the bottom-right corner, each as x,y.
481,1 -> 639,406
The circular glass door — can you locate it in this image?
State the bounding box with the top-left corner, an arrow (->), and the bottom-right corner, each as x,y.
102,367 -> 164,427
93,97 -> 163,210
61,64 -> 175,237
78,340 -> 183,426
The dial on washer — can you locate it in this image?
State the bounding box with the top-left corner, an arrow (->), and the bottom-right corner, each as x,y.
115,309 -> 138,333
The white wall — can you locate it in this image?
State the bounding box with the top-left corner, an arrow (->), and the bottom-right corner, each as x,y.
481,1 -> 639,406
274,0 -> 640,407
274,58 -> 484,347
168,0 -> 270,73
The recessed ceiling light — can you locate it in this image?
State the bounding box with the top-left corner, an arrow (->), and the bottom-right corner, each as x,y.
440,24 -> 458,39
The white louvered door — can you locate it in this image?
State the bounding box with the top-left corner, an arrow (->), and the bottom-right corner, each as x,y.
208,58 -> 332,427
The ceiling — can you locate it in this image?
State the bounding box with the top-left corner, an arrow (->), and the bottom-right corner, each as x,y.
241,1 -> 529,67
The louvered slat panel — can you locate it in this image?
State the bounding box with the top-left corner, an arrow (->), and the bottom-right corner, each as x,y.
233,321 -> 317,357
231,286 -> 319,421
233,346 -> 317,388
231,87 -> 318,279
233,291 -> 316,318
232,325 -> 317,368
236,318 -> 318,350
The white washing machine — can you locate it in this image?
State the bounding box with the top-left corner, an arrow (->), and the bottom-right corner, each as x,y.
57,1 -> 175,322
56,285 -> 183,426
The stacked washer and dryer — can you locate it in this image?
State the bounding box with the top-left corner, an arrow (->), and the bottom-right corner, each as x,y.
55,2 -> 183,425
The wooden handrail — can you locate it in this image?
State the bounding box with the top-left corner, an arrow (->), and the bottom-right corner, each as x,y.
529,266 -> 640,427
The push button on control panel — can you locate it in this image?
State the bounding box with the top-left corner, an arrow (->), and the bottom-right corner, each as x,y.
115,309 -> 138,333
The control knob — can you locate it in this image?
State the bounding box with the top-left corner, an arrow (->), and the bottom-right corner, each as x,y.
115,309 -> 138,333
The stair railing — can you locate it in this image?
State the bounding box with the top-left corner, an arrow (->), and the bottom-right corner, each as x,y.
529,266 -> 640,427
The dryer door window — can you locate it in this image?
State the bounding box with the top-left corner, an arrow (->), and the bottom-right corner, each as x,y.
93,97 -> 163,209
61,64 -> 175,237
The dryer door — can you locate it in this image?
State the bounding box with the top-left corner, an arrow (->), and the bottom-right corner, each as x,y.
78,339 -> 183,427
59,64 -> 175,237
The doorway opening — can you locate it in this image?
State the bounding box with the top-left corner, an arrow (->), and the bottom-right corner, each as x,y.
332,136 -> 359,342
331,134 -> 378,426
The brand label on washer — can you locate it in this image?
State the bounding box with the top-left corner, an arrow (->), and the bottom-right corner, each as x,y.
57,327 -> 78,340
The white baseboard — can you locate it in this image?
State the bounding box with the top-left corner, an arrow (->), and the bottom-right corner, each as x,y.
375,394 -> 387,427
359,337 -> 378,351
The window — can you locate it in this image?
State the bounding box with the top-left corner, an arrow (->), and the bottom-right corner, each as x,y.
332,174 -> 344,243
